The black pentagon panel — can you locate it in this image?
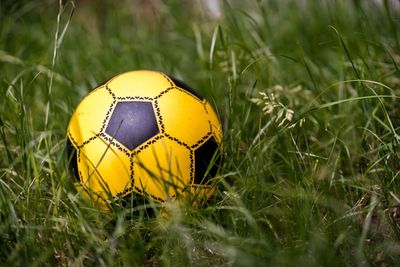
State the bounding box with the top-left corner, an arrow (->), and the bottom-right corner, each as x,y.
167,75 -> 204,100
194,137 -> 222,185
66,138 -> 80,182
105,101 -> 159,151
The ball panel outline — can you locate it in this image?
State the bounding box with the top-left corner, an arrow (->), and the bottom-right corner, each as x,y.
165,75 -> 204,101
105,101 -> 160,151
156,88 -> 211,147
78,136 -> 132,197
68,86 -> 114,147
106,70 -> 173,99
132,135 -> 192,202
193,136 -> 222,186
204,101 -> 223,144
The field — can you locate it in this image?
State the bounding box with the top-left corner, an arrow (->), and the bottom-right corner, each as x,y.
1,0 -> 400,266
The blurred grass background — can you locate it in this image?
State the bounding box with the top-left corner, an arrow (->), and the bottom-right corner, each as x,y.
1,0 -> 400,265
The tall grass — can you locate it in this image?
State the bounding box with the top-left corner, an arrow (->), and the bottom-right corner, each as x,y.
1,0 -> 400,265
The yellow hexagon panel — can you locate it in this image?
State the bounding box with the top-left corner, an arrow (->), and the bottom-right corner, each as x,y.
107,70 -> 172,99
78,136 -> 132,198
132,137 -> 191,202
186,185 -> 216,205
205,101 -> 223,143
74,182 -> 109,210
68,87 -> 114,146
157,88 -> 211,147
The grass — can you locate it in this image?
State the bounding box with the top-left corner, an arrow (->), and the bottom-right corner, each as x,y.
1,0 -> 400,265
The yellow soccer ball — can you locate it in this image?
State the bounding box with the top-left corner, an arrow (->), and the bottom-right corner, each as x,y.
66,70 -> 223,207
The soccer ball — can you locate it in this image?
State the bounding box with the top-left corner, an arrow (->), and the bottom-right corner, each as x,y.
66,70 -> 223,206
